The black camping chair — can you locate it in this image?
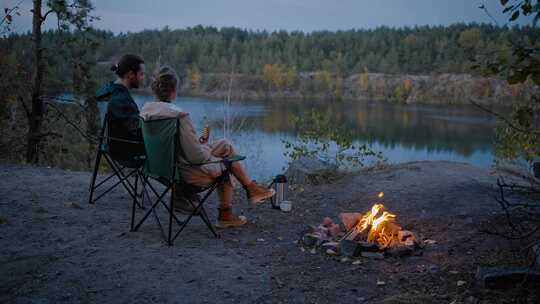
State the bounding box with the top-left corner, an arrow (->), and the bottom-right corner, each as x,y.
88,114 -> 146,208
132,117 -> 245,245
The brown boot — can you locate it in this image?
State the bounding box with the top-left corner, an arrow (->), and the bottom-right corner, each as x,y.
215,207 -> 247,229
245,181 -> 275,205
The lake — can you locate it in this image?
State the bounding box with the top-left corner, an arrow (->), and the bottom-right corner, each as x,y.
128,94 -> 497,181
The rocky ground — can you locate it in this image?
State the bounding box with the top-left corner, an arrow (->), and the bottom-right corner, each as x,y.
0,161 -> 538,304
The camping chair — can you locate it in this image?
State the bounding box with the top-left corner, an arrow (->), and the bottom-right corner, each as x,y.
132,117 -> 245,246
87,114 -> 146,207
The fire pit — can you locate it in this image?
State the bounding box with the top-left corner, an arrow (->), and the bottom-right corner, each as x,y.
300,192 -> 422,258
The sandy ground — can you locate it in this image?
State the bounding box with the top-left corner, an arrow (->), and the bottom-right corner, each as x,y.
0,161 -> 537,304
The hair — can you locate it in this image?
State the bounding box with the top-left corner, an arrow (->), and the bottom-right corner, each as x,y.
111,54 -> 144,78
151,65 -> 179,101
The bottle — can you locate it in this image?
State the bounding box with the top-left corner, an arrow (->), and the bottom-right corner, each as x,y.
200,116 -> 210,144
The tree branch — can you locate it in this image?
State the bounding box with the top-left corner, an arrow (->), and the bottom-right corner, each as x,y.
0,0 -> 24,28
41,9 -> 54,23
18,96 -> 31,122
469,98 -> 540,136
36,131 -> 61,139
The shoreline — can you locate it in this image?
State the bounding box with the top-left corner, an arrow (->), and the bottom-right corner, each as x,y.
0,160 -> 530,303
168,72 -> 539,106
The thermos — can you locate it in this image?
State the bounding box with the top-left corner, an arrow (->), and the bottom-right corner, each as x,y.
270,174 -> 288,209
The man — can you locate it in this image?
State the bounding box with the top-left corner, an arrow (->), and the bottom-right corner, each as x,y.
95,54 -> 145,160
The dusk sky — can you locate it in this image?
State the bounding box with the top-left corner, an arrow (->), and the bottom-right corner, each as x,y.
5,0 -> 533,33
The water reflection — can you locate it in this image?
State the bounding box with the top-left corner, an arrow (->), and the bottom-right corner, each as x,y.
128,94 -> 496,181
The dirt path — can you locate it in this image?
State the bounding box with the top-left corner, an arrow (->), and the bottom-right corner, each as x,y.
0,161 -> 533,303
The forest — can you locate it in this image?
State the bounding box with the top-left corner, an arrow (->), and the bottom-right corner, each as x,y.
2,23 -> 540,94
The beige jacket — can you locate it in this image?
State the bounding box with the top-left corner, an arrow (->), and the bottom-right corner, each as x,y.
140,101 -> 211,166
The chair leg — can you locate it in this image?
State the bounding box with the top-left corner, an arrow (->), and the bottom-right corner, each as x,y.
88,149 -> 103,204
199,206 -> 219,238
171,182 -> 219,243
130,173 -> 138,231
168,188 -> 174,246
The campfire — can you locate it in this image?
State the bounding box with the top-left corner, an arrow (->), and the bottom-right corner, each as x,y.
300,192 -> 421,258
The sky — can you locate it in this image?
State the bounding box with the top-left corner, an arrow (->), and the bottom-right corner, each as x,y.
3,0 -> 534,34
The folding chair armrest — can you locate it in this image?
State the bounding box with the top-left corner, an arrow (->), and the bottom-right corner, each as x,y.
188,154 -> 246,166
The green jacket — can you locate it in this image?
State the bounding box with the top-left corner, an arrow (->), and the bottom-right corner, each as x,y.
96,82 -> 144,159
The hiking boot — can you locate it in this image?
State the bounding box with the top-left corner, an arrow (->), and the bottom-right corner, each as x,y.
215,207 -> 247,228
245,181 -> 275,205
173,193 -> 201,215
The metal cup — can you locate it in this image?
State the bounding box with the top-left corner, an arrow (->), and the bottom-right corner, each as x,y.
280,200 -> 292,212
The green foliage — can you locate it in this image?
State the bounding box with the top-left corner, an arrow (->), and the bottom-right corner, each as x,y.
495,98 -> 540,162
458,28 -> 482,49
476,1 -> 540,165
283,110 -> 385,169
4,23 -> 539,85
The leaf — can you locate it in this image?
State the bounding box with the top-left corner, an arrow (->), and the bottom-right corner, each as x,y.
503,5 -> 514,13
510,10 -> 520,21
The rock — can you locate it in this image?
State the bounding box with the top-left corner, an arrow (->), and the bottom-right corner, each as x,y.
315,225 -> 330,238
376,280 -> 386,286
322,217 -> 333,227
339,212 -> 363,230
424,239 -> 437,245
328,223 -> 342,238
284,157 -> 338,185
403,238 -> 416,247
321,242 -> 340,253
340,257 -> 351,263
476,266 -> 540,289
358,241 -> 380,252
398,230 -> 416,242
340,239 -> 362,257
361,252 -> 385,259
386,244 -> 414,257
352,260 -> 362,265
326,249 -> 338,256
457,280 -> 467,287
302,233 -> 322,247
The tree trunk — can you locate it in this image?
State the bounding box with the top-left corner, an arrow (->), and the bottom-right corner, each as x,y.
26,0 -> 44,163
85,93 -> 99,169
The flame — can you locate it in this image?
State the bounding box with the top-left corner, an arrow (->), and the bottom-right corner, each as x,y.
377,192 -> 384,198
357,203 -> 384,231
354,202 -> 398,247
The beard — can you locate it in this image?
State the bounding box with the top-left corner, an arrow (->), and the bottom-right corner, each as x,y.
130,78 -> 140,89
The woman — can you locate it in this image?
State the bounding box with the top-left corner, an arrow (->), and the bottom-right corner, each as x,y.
140,66 -> 275,228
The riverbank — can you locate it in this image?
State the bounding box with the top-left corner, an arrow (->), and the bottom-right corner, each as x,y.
1,161 -> 537,303
177,72 -> 538,106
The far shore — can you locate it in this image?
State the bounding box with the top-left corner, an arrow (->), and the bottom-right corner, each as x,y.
127,71 -> 539,106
